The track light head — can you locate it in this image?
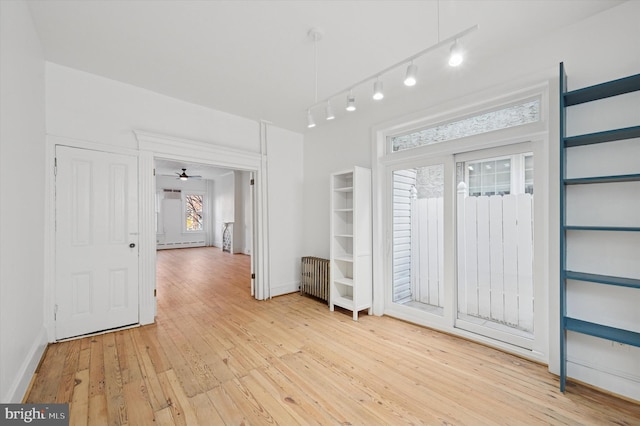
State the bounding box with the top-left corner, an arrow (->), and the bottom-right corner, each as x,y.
373,80 -> 384,100
307,110 -> 316,128
404,63 -> 418,86
325,101 -> 335,120
346,91 -> 356,112
448,40 -> 464,67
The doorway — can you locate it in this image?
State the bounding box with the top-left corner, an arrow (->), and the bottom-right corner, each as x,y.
154,158 -> 256,299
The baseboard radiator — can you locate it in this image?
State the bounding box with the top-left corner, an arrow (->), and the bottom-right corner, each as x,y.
300,257 -> 330,304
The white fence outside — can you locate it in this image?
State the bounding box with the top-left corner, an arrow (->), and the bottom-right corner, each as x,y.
392,167 -> 534,333
410,197 -> 444,307
404,184 -> 534,332
456,183 -> 534,332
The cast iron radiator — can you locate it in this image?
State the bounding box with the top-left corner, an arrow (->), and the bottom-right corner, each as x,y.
300,256 -> 330,304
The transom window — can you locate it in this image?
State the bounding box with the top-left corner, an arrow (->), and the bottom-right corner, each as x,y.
390,99 -> 540,153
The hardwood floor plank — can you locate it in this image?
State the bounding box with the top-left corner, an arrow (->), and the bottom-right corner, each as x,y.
255,360 -> 341,425
205,384 -> 248,425
102,332 -> 127,425
69,369 -> 89,426
122,380 -> 154,426
25,342 -> 65,403
152,406 -> 175,426
156,370 -> 188,426
26,247 -> 640,425
87,394 -> 108,426
130,327 -> 169,412
88,335 -> 106,398
189,392 -> 225,425
221,377 -> 278,424
56,338 -> 81,403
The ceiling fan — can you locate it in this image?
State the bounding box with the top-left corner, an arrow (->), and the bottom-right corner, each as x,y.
175,168 -> 202,181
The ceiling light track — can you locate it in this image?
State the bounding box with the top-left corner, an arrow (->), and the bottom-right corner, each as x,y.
305,24 -> 478,125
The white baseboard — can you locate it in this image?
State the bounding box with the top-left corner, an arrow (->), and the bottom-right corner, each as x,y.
567,358 -> 640,402
156,241 -> 205,250
3,327 -> 48,403
269,280 -> 300,298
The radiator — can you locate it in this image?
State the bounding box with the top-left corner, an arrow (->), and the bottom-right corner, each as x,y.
300,257 -> 330,304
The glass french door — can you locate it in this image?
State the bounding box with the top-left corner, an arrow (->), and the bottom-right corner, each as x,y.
455,146 -> 535,349
387,143 -> 541,352
390,159 -> 449,323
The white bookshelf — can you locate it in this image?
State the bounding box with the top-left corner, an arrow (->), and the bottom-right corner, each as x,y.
329,166 -> 372,320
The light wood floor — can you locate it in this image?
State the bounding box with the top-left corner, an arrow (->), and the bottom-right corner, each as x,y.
27,247 -> 639,425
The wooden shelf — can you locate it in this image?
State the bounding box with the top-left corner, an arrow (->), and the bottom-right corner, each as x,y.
563,73 -> 640,106
564,225 -> 640,232
334,255 -> 354,263
564,271 -> 640,289
334,278 -> 353,287
564,125 -> 640,147
334,186 -> 354,193
564,173 -> 640,185
334,234 -> 353,238
564,317 -> 640,347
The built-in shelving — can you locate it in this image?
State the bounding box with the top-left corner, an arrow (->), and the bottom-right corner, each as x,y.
559,63 -> 640,393
329,167 -> 372,321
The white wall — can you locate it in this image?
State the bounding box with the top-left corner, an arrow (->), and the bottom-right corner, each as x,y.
302,1 -> 639,400
267,126 -> 304,297
46,63 -> 260,153
0,0 -> 47,402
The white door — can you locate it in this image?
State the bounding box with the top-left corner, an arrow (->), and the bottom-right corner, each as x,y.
55,146 -> 139,340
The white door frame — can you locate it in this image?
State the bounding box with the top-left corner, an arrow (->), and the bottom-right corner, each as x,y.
134,129 -> 268,324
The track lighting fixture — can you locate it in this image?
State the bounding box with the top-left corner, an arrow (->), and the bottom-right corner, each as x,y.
404,63 -> 418,87
325,101 -> 335,120
303,21 -> 478,128
307,109 -> 316,128
373,79 -> 384,100
346,90 -> 356,112
448,40 -> 464,67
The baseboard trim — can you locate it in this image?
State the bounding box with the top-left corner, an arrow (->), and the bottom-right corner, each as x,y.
269,280 -> 299,298
4,327 -> 48,403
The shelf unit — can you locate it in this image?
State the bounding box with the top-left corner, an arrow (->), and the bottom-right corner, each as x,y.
329,166 -> 372,320
559,63 -> 640,392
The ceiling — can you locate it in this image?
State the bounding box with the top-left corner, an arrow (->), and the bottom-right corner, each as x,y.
27,0 -> 623,133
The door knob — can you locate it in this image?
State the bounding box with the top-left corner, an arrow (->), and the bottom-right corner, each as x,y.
129,243 -> 136,248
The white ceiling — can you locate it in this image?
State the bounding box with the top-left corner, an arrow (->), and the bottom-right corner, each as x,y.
27,0 -> 623,133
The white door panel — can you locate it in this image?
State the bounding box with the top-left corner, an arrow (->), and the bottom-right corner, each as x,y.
55,146 -> 139,340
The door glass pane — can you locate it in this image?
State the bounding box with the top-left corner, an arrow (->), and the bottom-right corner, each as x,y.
456,153 -> 534,341
392,164 -> 444,315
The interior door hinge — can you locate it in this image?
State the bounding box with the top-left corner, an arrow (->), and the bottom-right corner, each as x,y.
153,168 -> 156,176
54,158 -> 57,176
54,304 -> 58,321
251,273 -> 256,279
250,178 -> 255,186
154,289 -> 157,297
